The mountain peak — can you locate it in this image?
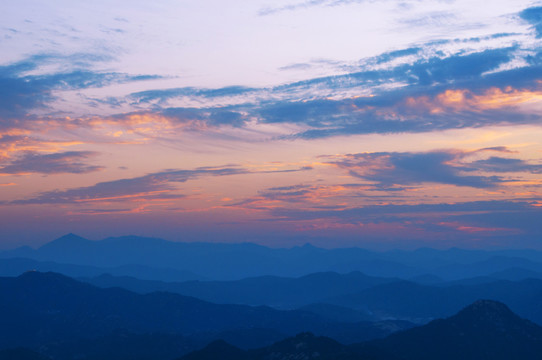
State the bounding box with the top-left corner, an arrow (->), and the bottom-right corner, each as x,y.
37,234 -> 91,254
464,299 -> 512,312
364,299 -> 542,360
42,233 -> 89,247
58,233 -> 87,241
454,299 -> 516,324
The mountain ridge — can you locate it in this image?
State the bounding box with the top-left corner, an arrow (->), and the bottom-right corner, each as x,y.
182,300 -> 542,360
5,233 -> 542,281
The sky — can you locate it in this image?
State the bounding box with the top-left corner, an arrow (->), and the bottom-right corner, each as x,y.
0,0 -> 541,249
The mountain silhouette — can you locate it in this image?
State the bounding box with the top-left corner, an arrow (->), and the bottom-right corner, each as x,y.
5,234 -> 542,281
325,278 -> 542,324
354,299 -> 542,360
0,271 -> 410,355
82,271 -> 394,309
182,300 -> 542,360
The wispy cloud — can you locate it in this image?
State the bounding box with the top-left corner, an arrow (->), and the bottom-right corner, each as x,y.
0,53 -> 162,128
258,0 -> 367,16
324,148 -> 542,189
4,10 -> 540,144
10,164 -> 312,205
0,151 -> 103,175
267,199 -> 542,238
10,166 -> 245,205
108,43 -> 541,141
520,6 -> 542,38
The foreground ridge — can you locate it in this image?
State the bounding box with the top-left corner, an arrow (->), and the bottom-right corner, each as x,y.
182,300 -> 542,360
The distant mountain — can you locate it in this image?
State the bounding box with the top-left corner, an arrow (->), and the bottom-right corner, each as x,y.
433,255 -> 542,279
407,273 -> 444,284
297,303 -> 373,323
0,271 -> 411,354
0,234 -> 419,280
0,257 -> 204,282
182,300 -> 542,360
5,234 -> 542,281
0,271 -> 314,348
354,300 -> 542,360
82,271 -> 395,309
488,267 -> 542,281
325,278 -> 542,324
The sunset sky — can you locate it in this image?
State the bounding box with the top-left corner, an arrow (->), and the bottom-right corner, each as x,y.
1,0 -> 541,249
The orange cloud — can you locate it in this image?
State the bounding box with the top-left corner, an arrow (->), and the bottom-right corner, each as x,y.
0,136 -> 84,161
0,182 -> 16,186
438,221 -> 519,234
405,86 -> 542,114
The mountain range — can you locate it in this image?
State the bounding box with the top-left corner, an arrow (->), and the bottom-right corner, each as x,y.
182,300 -> 542,360
4,234 -> 542,281
3,234 -> 542,359
0,271 -> 413,359
78,271 -> 542,326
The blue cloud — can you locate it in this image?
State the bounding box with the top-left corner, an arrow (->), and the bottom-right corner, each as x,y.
114,46 -> 540,138
373,47 -> 422,64
0,53 -> 162,127
258,0 -> 371,16
0,151 -> 104,175
130,86 -> 256,104
272,200 -> 537,219
10,165 -> 311,205
329,151 -> 501,189
107,33 -> 541,139
467,157 -> 542,174
326,148 -> 541,189
161,107 -> 249,127
9,166 -> 245,205
520,6 -> 542,38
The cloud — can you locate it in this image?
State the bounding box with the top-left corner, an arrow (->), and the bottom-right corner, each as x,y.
98,107 -> 251,137
258,0 -> 367,16
107,36 -> 542,141
162,107 -> 249,127
520,6 -> 542,38
373,47 -> 422,65
278,63 -> 314,71
398,11 -> 458,29
224,46 -> 540,139
324,148 -> 541,189
0,151 -> 104,175
270,199 -> 538,220
0,131 -> 87,162
275,80 -> 542,139
467,157 -> 542,174
130,86 -> 256,105
10,167 -> 243,205
258,0 -> 328,16
266,199 -> 542,239
0,53 -> 162,128
4,6 -> 540,143
10,164 -> 312,205
273,45 -> 517,92
230,184 -> 315,208
254,199 -> 542,244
